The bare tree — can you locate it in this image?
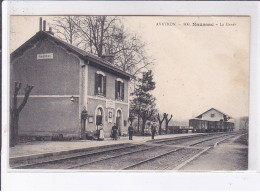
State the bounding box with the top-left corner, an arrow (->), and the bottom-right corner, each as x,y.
157,113 -> 165,135
50,16 -> 153,77
10,82 -> 34,147
69,16 -> 115,56
164,113 -> 173,134
239,116 -> 249,130
50,16 -> 82,46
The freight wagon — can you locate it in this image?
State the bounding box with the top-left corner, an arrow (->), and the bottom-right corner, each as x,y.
189,119 -> 234,133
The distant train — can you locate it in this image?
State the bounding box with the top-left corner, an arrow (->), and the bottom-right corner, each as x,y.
168,126 -> 192,134
189,119 -> 234,133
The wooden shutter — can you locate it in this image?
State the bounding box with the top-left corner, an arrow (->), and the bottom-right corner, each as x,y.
95,73 -> 98,95
103,76 -> 107,97
122,82 -> 124,101
115,80 -> 118,100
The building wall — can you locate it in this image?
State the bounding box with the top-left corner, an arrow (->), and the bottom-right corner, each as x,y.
11,39 -> 80,95
85,63 -> 130,137
200,109 -> 224,121
11,38 -> 81,138
17,97 -> 80,137
86,98 -> 129,137
87,62 -> 129,103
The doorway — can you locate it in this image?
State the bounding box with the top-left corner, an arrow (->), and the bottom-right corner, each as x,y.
96,107 -> 103,129
116,110 -> 122,136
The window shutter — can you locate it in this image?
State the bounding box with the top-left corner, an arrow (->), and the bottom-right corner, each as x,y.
95,73 -> 98,95
122,82 -> 124,101
103,76 -> 107,97
115,80 -> 118,100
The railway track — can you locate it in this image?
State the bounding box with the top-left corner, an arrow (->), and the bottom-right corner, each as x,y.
11,132 -> 244,170
10,143 -> 141,169
67,144 -> 167,169
151,132 -> 240,145
122,133 -> 239,170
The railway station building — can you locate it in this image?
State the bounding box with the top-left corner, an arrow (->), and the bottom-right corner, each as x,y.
10,22 -> 134,139
195,108 -> 233,122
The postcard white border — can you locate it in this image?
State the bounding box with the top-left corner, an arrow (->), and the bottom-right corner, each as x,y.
2,0 -> 260,190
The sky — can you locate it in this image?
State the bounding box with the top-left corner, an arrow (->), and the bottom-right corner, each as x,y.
10,16 -> 250,120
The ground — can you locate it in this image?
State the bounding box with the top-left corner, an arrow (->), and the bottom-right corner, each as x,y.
182,133 -> 248,171
10,133 -> 195,158
10,132 -> 248,171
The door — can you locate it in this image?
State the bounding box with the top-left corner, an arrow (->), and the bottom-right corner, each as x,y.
116,110 -> 122,136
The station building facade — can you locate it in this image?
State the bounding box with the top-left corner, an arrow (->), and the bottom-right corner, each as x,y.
195,108 -> 232,122
10,29 -> 134,139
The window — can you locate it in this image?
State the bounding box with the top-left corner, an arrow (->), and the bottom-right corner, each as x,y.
211,113 -> 215,118
115,79 -> 124,100
95,72 -> 106,96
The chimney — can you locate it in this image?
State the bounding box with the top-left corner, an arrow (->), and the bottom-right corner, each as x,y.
101,54 -> 115,64
43,20 -> 46,31
47,27 -> 54,35
39,17 -> 42,31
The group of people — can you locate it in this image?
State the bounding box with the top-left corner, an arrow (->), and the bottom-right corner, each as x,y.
96,122 -> 158,141
97,123 -> 119,141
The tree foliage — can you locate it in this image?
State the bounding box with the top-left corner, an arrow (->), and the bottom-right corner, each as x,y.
130,70 -> 156,135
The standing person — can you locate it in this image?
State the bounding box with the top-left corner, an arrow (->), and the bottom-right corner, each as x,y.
151,123 -> 157,140
128,124 -> 134,140
112,123 -> 118,140
98,124 -> 104,141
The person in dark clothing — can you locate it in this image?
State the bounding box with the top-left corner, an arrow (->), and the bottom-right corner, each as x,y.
151,123 -> 157,140
128,124 -> 134,140
112,123 -> 118,140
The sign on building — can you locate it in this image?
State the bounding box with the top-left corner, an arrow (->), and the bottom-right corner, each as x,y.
106,99 -> 115,109
37,53 -> 53,60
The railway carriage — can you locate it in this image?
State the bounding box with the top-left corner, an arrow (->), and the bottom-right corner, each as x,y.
189,119 -> 208,133
189,119 -> 234,133
189,108 -> 234,133
208,121 -> 216,132
226,122 -> 234,132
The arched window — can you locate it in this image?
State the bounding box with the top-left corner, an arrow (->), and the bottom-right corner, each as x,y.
117,109 -> 121,118
95,71 -> 106,96
96,107 -> 103,126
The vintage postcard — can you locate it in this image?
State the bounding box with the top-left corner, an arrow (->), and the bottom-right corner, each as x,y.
7,15 -> 250,171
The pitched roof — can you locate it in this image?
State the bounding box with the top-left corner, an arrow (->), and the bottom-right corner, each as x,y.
11,31 -> 134,79
195,108 -> 232,119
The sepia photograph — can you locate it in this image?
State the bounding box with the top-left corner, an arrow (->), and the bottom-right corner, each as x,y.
8,15 -> 250,171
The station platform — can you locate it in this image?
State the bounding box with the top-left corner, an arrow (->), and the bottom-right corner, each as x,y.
9,133 -> 198,160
